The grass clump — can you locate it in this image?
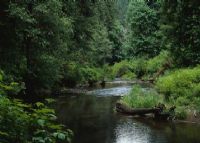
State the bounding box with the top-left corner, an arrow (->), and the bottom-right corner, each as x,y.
121,85 -> 163,108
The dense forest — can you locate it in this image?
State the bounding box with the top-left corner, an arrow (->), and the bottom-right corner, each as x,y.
0,0 -> 200,142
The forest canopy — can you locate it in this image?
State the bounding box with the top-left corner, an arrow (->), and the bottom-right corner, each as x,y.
0,0 -> 200,97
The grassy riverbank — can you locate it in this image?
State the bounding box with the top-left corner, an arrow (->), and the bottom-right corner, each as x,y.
118,65 -> 200,122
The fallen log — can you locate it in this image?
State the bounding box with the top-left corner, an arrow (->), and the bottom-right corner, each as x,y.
116,102 -> 160,116
116,102 -> 176,120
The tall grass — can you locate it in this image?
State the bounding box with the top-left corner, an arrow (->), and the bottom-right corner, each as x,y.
121,85 -> 163,108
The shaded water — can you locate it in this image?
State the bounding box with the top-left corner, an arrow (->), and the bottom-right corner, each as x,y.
55,84 -> 200,143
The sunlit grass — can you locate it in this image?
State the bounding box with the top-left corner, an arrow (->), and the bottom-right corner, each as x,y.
121,85 -> 164,108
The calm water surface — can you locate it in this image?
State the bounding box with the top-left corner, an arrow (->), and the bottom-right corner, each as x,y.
55,84 -> 200,143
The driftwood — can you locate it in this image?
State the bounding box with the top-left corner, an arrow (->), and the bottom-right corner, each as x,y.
116,102 -> 176,120
116,102 -> 160,115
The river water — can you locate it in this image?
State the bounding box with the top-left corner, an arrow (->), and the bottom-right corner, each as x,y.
55,82 -> 200,143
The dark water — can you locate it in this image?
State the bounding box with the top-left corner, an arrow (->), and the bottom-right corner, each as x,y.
55,85 -> 200,143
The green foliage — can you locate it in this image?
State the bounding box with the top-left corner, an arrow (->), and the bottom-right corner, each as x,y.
156,66 -> 200,114
125,0 -> 160,58
111,54 -> 171,80
111,60 -> 136,80
121,71 -> 136,80
156,66 -> 200,99
129,58 -> 147,78
81,67 -> 103,86
89,24 -> 112,66
159,1 -> 200,66
62,62 -> 83,87
34,55 -> 62,89
0,97 -> 73,143
101,64 -> 114,80
111,60 -> 130,78
0,71 -> 25,96
146,51 -> 171,75
121,85 -> 163,108
0,0 -> 124,93
0,0 -> 72,95
0,97 -> 30,142
175,107 -> 187,120
0,72 -> 72,142
108,20 -> 124,63
62,62 -> 104,87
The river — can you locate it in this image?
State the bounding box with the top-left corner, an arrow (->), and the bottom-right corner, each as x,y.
55,81 -> 200,143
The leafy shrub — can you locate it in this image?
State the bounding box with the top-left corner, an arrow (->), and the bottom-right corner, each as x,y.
80,66 -> 102,86
62,62 -> 83,87
125,0 -> 160,58
129,58 -> 147,78
167,96 -> 188,119
111,60 -> 131,78
193,97 -> 200,112
156,66 -> 200,116
192,83 -> 200,97
156,66 -> 200,99
121,71 -> 136,80
0,97 -> 73,143
111,54 -> 171,80
35,55 -> 62,90
175,107 -> 187,120
121,85 -> 163,108
62,62 -> 105,87
101,64 -> 114,80
0,97 -> 30,142
146,51 -> 172,76
0,71 -> 73,143
111,60 -> 136,80
0,70 -> 24,96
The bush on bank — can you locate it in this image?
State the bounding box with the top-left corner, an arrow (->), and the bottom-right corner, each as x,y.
0,71 -> 73,143
110,51 -> 172,80
0,97 -> 73,143
111,60 -> 136,80
156,66 -> 200,115
146,51 -> 172,76
156,66 -> 200,99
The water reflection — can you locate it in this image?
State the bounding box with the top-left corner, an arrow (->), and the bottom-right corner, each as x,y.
56,95 -> 118,143
115,117 -> 167,143
55,86 -> 200,143
115,119 -> 151,143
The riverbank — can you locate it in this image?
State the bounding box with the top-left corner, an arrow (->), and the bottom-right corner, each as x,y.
118,82 -> 200,124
